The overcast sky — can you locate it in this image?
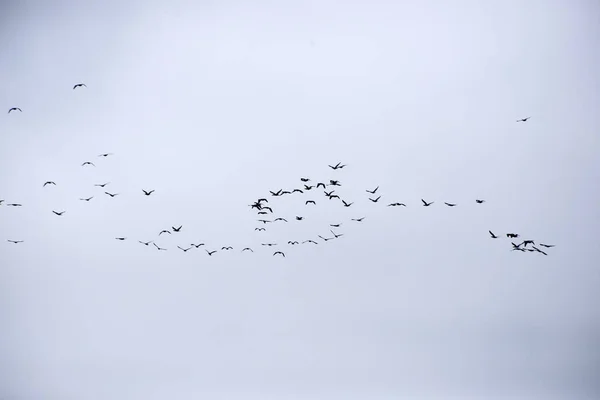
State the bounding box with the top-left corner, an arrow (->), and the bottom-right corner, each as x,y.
1,0 -> 599,399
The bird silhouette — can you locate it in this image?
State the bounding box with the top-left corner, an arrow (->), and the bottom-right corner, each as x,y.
191,243 -> 205,248
475,199 -> 485,204
261,243 -> 277,247
516,117 -> 530,122
489,230 -> 498,239
318,235 -> 334,242
388,202 -> 406,207
154,243 -> 167,251
7,203 -> 22,207
98,153 -> 113,157
82,161 -> 95,167
296,216 -> 304,221
342,200 -> 353,207
300,178 -> 310,182
273,251 -> 285,257
304,184 -> 314,190
73,83 -> 87,89
79,196 -> 94,201
95,182 -> 110,187
242,247 -> 254,252
52,211 -> 66,216
221,246 -> 233,250
258,219 -> 272,224
206,250 -> 217,256
115,237 -> 126,241
366,186 -> 379,194
7,240 -> 24,243
288,241 -> 299,245
316,182 -> 326,189
104,192 -> 119,197
444,202 -> 457,207
8,107 -> 22,113
539,243 -> 555,248
172,226 -> 182,232
255,228 -> 266,231
329,180 -> 341,186
303,240 -> 318,244
369,196 -> 381,203
274,218 -> 288,223
330,223 -> 342,228
421,199 -> 434,206
142,189 -> 155,196
330,230 -> 344,239
305,200 -> 316,205
43,181 -> 56,187
328,162 -> 346,170
139,241 -> 153,246
178,246 -> 192,252
292,189 -> 304,194
506,233 -> 519,238
532,246 -> 547,255
351,217 -> 365,222
159,230 -> 171,235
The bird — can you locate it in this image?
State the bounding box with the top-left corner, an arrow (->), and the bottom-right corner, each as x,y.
95,182 -> 110,187
172,226 -> 182,232
305,200 -> 316,205
328,162 -> 346,170
318,235 -> 334,242
115,237 -> 126,241
304,184 -> 314,190
98,153 -> 113,157
153,243 -> 167,251
242,247 -> 254,252
324,190 -> 335,197
516,117 -> 530,122
489,230 -> 498,239
139,241 -> 153,246
104,192 -> 119,197
532,246 -> 547,256
73,83 -> 87,89
142,189 -> 155,196
292,189 -> 304,194
262,243 -> 277,247
221,246 -> 233,250
258,219 -> 271,224
329,180 -> 341,186
475,199 -> 485,204
281,190 -> 292,195
300,178 -> 310,182
178,246 -> 192,252
388,202 -> 406,207
159,230 -> 171,235
342,200 -> 353,207
506,233 -> 519,238
81,161 -> 95,167
8,107 -> 22,113
262,206 -> 273,213
255,228 -> 266,231
330,223 -> 342,228
539,243 -> 555,248
351,217 -> 365,222
369,196 -> 381,203
330,230 -> 343,239
316,182 -> 326,189
52,210 -> 66,216
520,240 -> 535,247
274,218 -> 288,222
79,196 -> 94,201
421,199 -> 434,206
270,189 -> 283,196
511,242 -> 525,251
329,194 -> 340,200
257,211 -> 268,215
288,241 -> 299,245
43,181 -> 56,187
296,216 -> 304,221
0,200 -> 3,205
7,240 -> 24,243
366,186 -> 379,194
6,203 -> 22,207
303,240 -> 318,244
273,251 -> 285,257
191,243 -> 205,248
444,202 -> 457,207
206,250 -> 217,256
257,198 -> 268,204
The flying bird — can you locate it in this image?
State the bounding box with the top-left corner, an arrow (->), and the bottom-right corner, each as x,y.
342,200 -> 353,207
81,161 -> 95,167
104,192 -> 118,197
159,230 -> 171,235
95,182 -> 110,187
178,246 -> 192,252
296,216 -> 304,221
324,190 -> 335,197
303,240 -> 318,244
506,233 -> 519,238
539,243 -> 555,248
255,228 -> 266,231
115,237 -> 126,241
330,230 -> 344,239
262,243 -> 277,247
273,251 -> 285,257
300,178 -> 310,182
421,199 -> 434,207
258,219 -> 272,224
274,218 -> 288,222
191,243 -> 205,248
242,247 -> 254,252
139,241 -> 153,246
7,203 -> 22,207
153,243 -> 167,251
318,235 -> 334,242
316,182 -> 326,189
516,117 -> 530,122
142,189 -> 155,196
328,162 -> 346,170
520,240 -> 535,247
221,246 -> 233,250
206,250 -> 217,256
7,240 -> 24,243
305,200 -> 316,205
172,226 -> 182,232
261,206 -> 273,213
532,246 -> 547,256
330,223 -> 341,228
43,181 -> 56,187
73,83 -> 87,89
288,241 -> 299,245
52,210 -> 66,216
369,196 -> 381,203
366,186 -> 379,194
292,189 -> 304,194
444,202 -> 457,207
8,107 -> 22,113
79,196 -> 94,201
270,189 -> 283,196
351,217 -> 365,222
329,180 -> 341,186
304,185 -> 314,190
388,202 -> 406,207
489,230 -> 498,239
475,199 -> 485,204
98,153 -> 113,157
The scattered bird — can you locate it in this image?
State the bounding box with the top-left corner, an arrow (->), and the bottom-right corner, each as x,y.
43,181 -> 56,187
489,230 -> 498,239
388,202 -> 406,207
444,202 -> 457,207
303,240 -> 318,244
342,200 -> 353,207
104,192 -> 119,197
330,230 -> 343,239
329,180 -> 341,186
258,219 -> 271,224
255,228 -> 266,231
506,233 -> 519,238
516,117 -> 530,122
330,223 -> 342,228
115,237 -> 126,241
154,243 -> 167,251
52,211 -> 66,216
318,235 -> 334,242
73,83 -> 87,90
139,241 -> 153,246
262,243 -> 277,247
366,186 -> 379,194
316,182 -> 326,189
475,199 -> 485,204
8,107 -> 22,113
328,162 -> 346,170
304,185 -> 314,190
421,199 -> 434,207
159,230 -> 171,235
300,178 -> 310,182
539,243 -> 555,248
273,251 -> 285,257
520,240 -> 535,247
178,246 -> 192,252
274,217 -> 288,222
142,189 -> 155,196
191,243 -> 205,248
221,246 -> 233,250
81,161 -> 95,167
369,196 -> 381,203
242,247 -> 253,252
292,189 -> 304,194
305,200 -> 316,205
288,241 -> 299,245
95,182 -> 110,187
7,240 -> 24,244
98,153 -> 112,157
172,226 -> 182,232
6,203 -> 22,207
296,216 -> 304,221
79,196 -> 94,201
351,217 -> 365,222
206,250 -> 217,256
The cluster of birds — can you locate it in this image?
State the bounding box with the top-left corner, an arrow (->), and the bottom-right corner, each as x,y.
5,85 -> 554,258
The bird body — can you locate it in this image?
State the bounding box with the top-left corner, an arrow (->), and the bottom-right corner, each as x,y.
73,83 -> 87,89
8,107 -> 22,113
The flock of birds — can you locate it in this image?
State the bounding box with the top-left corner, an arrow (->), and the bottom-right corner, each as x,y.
3,85 -> 555,259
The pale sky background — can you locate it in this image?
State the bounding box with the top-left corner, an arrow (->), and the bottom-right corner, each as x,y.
1,0 -> 600,398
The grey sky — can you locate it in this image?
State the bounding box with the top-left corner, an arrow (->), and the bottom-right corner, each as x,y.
1,0 -> 599,398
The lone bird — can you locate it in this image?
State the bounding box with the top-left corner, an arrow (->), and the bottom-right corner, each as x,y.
342,200 -> 353,207
8,107 -> 22,113
506,233 -> 519,238
273,251 -> 286,257
142,189 -> 155,196
104,192 -> 119,197
288,241 -> 299,245
475,199 -> 485,204
206,250 -> 217,256
255,228 -> 266,231
388,202 -> 406,207
73,83 -> 87,90
79,196 -> 94,201
191,243 -> 205,248
303,240 -> 318,244
242,247 -> 254,252
177,246 -> 192,252
300,178 -> 310,182
7,240 -> 24,243
328,162 -> 346,170
351,217 -> 365,222
305,200 -> 316,205
43,181 -> 56,187
330,223 -> 342,228
52,210 -> 66,216
369,196 -> 381,203
516,117 -> 530,122
82,161 -> 95,167
330,230 -> 344,239
154,243 -> 167,251
7,203 -> 22,207
316,182 -> 326,189
98,153 -> 113,157
221,246 -> 233,250
274,217 -> 288,222
95,182 -> 110,187
489,230 -> 498,239
539,243 -> 555,248
139,241 -> 153,246
318,235 -> 334,242
159,230 -> 171,235
115,237 -> 126,241
172,225 -> 182,232
366,186 -> 379,194
444,202 -> 457,207
296,216 -> 304,221
421,199 -> 434,207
